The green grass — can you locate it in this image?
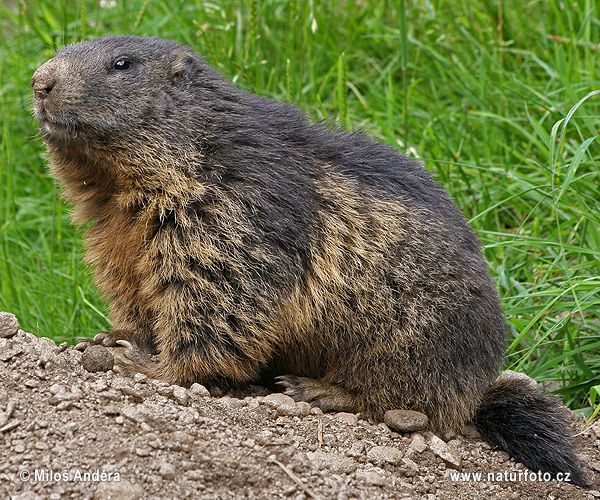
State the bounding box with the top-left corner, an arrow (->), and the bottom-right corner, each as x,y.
0,0 -> 598,418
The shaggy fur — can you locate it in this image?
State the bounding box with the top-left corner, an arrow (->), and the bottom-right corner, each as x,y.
31,36 -> 584,484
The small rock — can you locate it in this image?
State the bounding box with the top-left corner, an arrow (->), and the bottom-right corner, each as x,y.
402,456 -> 419,472
95,478 -> 144,500
81,345 -> 114,373
135,446 -> 152,457
296,402 -> 311,416
24,379 -> 39,388
187,470 -> 203,481
56,401 -> 73,411
189,383 -> 210,397
384,410 -> 428,433
133,373 -> 147,384
172,431 -> 194,445
367,445 -> 403,466
406,434 -> 427,455
172,386 -> 189,406
35,336 -> 59,366
307,450 -> 357,474
0,312 -> 19,338
0,339 -> 24,361
120,386 -> 145,403
155,383 -> 173,397
347,441 -> 365,458
158,461 -> 177,480
121,405 -> 145,424
277,403 -> 303,417
356,470 -> 386,486
263,393 -> 297,408
335,412 -> 359,425
427,434 -> 462,470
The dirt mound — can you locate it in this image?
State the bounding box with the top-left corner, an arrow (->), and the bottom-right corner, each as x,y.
1,316 -> 598,499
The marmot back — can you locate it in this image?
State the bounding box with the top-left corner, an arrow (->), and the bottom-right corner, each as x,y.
31,35 -> 585,485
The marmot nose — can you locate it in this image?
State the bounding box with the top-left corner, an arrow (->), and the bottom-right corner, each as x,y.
31,65 -> 57,99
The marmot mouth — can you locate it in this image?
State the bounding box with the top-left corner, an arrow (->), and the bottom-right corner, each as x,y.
38,117 -> 84,144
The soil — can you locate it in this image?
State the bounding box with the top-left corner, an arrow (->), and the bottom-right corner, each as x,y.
1,314 -> 599,500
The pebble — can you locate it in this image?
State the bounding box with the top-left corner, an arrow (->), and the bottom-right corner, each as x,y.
133,373 -> 147,384
263,393 -> 304,416
56,401 -> 73,411
81,345 -> 114,373
263,393 -> 297,408
35,336 -> 59,367
356,470 -> 386,486
384,410 -> 428,433
427,434 -> 462,470
172,431 -> 194,445
135,446 -> 152,457
158,461 -> 176,479
402,456 -> 419,472
120,386 -> 145,403
306,450 -> 358,474
189,383 -> 210,397
335,412 -> 359,425
367,445 -> 404,466
0,312 -> 19,338
407,434 -> 427,455
172,386 -> 189,406
121,405 -> 146,424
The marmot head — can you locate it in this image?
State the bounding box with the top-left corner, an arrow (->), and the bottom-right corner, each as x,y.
31,36 -> 228,159
31,36 -> 241,194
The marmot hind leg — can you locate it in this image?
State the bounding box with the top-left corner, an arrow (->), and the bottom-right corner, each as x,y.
276,375 -> 362,414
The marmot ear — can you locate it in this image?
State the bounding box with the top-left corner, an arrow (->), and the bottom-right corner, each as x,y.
169,51 -> 198,83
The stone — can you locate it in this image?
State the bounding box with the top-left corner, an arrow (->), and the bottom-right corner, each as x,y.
335,412 -> 359,425
384,410 -> 428,433
356,470 -> 386,486
367,445 -> 404,466
263,393 -> 297,408
406,434 -> 427,455
172,386 -> 189,406
189,383 -> 210,397
81,345 -> 114,373
158,461 -> 176,479
427,434 -> 462,470
307,450 -> 357,474
0,312 -> 19,338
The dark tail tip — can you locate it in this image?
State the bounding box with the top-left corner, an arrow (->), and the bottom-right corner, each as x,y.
472,373 -> 587,487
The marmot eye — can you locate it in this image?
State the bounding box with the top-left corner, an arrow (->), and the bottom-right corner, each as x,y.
113,59 -> 133,71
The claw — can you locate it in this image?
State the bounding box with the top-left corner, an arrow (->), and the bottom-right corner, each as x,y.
74,339 -> 92,351
93,332 -> 119,347
115,340 -> 133,349
274,375 -> 296,388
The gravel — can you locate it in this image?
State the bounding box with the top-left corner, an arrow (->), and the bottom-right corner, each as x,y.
0,320 -> 598,499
